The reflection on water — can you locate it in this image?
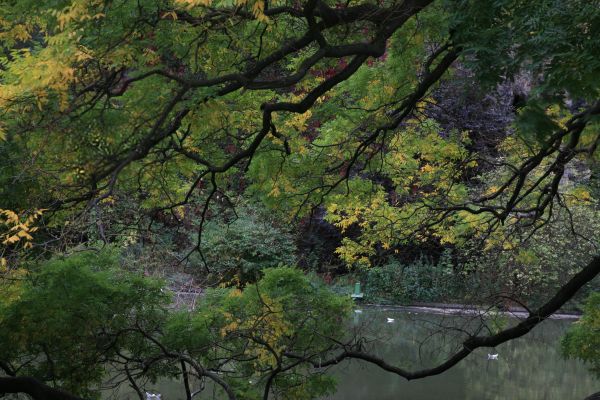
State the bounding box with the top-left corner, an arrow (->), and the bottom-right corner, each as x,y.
117,308 -> 598,400
328,308 -> 599,400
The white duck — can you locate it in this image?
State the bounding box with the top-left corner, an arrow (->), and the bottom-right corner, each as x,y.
487,353 -> 499,360
146,392 -> 162,400
386,317 -> 395,323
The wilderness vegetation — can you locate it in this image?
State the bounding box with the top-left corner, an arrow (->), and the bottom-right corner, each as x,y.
0,0 -> 599,399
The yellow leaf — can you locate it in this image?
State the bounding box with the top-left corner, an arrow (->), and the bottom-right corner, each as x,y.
4,235 -> 20,244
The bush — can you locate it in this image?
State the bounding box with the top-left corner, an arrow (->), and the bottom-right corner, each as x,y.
194,205 -> 297,285
561,292 -> 600,378
364,251 -> 464,303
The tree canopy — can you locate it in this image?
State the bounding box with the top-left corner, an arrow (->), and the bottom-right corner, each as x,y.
1,0 -> 599,398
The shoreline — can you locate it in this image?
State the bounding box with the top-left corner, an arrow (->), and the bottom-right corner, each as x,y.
357,302 -> 582,320
170,290 -> 584,320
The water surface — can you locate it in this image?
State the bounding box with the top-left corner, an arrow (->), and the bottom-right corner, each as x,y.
119,308 -> 599,400
327,307 -> 598,400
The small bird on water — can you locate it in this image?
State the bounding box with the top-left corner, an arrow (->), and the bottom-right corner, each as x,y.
386,317 -> 395,323
146,392 -> 162,400
487,354 -> 499,360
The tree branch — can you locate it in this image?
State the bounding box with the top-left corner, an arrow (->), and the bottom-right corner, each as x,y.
290,255 -> 600,380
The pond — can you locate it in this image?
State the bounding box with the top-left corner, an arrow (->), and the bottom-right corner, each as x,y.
117,307 -> 599,400
328,306 -> 599,400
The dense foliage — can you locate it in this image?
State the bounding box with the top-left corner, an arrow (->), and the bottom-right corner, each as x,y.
197,205 -> 297,284
0,250 -> 349,399
562,293 -> 600,378
0,0 -> 599,398
363,251 -> 462,303
0,249 -> 170,397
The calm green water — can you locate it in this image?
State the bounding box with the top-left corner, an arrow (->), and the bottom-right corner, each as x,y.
327,307 -> 599,400
119,308 -> 599,400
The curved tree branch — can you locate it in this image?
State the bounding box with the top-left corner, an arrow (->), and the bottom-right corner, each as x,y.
290,255 -> 600,380
0,377 -> 85,400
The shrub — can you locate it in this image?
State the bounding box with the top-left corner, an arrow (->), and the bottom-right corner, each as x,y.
364,251 -> 464,303
194,206 -> 297,285
561,292 -> 600,378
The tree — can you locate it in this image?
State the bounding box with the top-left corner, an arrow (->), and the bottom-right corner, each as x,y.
1,0 -> 599,398
562,293 -> 600,378
1,251 -> 350,400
